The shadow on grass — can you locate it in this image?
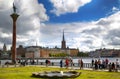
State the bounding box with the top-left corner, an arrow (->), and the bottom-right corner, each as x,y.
31,76 -> 70,79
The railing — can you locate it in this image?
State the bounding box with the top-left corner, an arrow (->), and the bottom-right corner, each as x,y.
0,60 -> 92,68
25,61 -> 92,68
1,59 -> 120,72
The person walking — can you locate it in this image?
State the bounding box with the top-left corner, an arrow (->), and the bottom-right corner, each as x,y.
115,59 -> 119,72
80,59 -> 83,69
105,58 -> 109,68
65,58 -> 69,69
60,59 -> 63,68
91,59 -> 94,68
95,60 -> 98,70
45,59 -> 48,67
70,59 -> 74,69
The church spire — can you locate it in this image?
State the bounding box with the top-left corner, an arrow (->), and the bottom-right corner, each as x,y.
61,30 -> 66,49
63,30 -> 65,41
3,43 -> 7,52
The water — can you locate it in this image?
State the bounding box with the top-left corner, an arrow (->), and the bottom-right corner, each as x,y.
73,57 -> 120,63
37,57 -> 120,63
0,60 -> 11,65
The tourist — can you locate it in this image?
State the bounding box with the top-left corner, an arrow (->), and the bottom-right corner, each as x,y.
48,59 -> 50,64
102,60 -> 106,69
116,59 -> 119,67
65,58 -> 69,69
95,60 -> 98,70
91,59 -> 94,68
98,59 -> 101,69
45,59 -> 48,67
31,60 -> 35,65
70,59 -> 74,69
79,59 -> 83,69
105,58 -> 109,68
115,59 -> 119,72
60,59 -> 63,68
108,62 -> 112,72
111,62 -> 115,71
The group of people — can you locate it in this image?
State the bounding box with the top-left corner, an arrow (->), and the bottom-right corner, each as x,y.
60,58 -> 74,69
59,58 -> 71,69
92,59 -> 109,70
91,58 -> 120,71
109,59 -> 120,72
59,58 -> 83,69
59,58 -> 119,72
1,57 -> 119,72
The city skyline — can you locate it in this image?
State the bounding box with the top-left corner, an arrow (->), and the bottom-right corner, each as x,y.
0,0 -> 120,51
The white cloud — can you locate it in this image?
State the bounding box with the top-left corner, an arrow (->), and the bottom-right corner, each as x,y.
1,0 -> 120,52
0,0 -> 48,49
50,0 -> 92,16
0,0 -> 14,11
112,7 -> 119,12
41,11 -> 120,51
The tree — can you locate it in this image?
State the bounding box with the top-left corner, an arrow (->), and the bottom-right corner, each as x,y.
77,52 -> 89,57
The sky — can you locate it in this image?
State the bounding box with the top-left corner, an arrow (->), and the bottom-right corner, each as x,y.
0,0 -> 120,52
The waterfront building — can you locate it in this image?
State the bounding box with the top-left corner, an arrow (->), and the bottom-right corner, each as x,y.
89,48 -> 120,57
24,31 -> 79,58
10,30 -> 79,58
25,46 -> 41,58
16,45 -> 26,58
40,48 -> 70,58
69,48 -> 79,57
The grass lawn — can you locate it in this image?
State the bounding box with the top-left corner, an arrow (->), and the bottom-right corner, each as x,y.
0,66 -> 120,79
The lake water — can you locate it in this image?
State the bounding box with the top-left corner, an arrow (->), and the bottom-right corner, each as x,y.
38,57 -> 120,63
0,57 -> 120,65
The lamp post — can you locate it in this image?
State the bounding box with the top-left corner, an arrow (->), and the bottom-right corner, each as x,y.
10,3 -> 19,63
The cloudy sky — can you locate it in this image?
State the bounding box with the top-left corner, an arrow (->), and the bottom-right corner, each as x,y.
0,0 -> 120,52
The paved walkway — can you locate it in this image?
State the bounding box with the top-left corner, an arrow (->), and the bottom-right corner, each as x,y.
0,64 -> 120,72
27,65 -> 120,72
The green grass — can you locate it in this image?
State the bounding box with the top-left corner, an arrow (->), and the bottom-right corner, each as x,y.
0,66 -> 120,79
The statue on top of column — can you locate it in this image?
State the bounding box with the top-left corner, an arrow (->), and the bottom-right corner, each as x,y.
13,3 -> 17,13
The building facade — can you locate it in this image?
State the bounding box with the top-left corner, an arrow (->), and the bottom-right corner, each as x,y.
16,31 -> 79,58
89,48 -> 120,57
25,46 -> 40,58
16,45 -> 26,58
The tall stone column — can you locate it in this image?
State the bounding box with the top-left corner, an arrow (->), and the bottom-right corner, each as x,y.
10,13 -> 19,63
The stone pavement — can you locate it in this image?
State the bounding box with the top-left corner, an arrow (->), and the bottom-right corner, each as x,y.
0,64 -> 120,72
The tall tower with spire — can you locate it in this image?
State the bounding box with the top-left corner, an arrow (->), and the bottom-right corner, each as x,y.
61,30 -> 66,49
3,43 -> 7,52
